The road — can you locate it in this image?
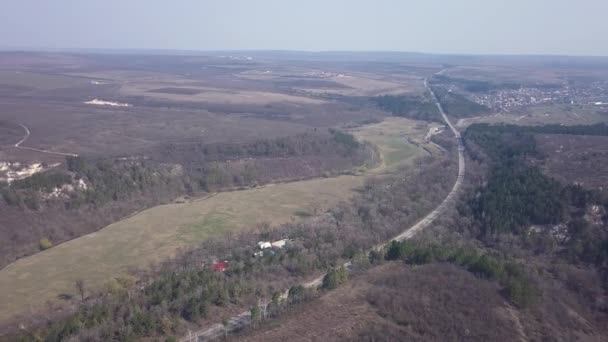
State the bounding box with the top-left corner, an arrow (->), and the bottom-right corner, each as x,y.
387,79 -> 465,242
14,123 -> 78,157
180,78 -> 466,342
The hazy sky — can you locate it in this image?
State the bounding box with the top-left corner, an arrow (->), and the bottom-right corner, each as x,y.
1,0 -> 607,55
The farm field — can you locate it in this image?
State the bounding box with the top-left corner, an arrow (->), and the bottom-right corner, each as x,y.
0,117 -> 434,322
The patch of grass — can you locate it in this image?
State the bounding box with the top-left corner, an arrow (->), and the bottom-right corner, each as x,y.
384,137 -> 419,167
180,211 -> 232,241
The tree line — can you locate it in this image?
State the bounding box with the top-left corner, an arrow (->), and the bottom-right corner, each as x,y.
467,122 -> 608,137
1,129 -> 368,211
371,94 -> 442,122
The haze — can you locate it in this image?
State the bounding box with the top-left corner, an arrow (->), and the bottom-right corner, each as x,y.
1,0 -> 607,55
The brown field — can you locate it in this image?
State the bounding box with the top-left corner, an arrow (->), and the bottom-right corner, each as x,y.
0,52 -> 439,161
120,82 -> 328,106
442,65 -> 564,86
236,68 -> 425,97
0,102 -> 313,158
147,87 -> 204,95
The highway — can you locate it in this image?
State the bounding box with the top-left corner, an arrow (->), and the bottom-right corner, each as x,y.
180,77 -> 466,342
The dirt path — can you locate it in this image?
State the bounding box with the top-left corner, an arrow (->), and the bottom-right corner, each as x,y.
14,123 -> 78,157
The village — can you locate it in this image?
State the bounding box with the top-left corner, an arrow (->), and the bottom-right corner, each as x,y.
470,79 -> 608,112
469,85 -> 572,111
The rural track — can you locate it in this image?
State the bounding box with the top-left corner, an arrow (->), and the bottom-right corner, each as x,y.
14,123 -> 78,157
180,77 -> 466,342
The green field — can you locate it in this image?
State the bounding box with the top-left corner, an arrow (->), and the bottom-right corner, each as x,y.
351,117 -> 432,169
0,117 -> 436,322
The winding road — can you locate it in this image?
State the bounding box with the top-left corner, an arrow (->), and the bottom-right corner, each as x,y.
14,123 -> 78,157
180,77 -> 466,342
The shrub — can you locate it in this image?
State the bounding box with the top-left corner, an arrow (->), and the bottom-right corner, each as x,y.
322,266 -> 348,290
386,240 -> 413,260
39,238 -> 53,251
468,255 -> 503,280
504,277 -> 538,308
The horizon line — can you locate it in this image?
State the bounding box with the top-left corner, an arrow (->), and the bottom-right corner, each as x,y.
2,46 -> 608,59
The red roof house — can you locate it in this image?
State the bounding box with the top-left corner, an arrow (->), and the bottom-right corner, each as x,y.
212,261 -> 228,272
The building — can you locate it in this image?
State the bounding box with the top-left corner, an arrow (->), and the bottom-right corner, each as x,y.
212,261 -> 228,272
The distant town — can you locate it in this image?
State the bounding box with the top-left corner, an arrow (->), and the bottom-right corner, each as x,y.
467,80 -> 608,112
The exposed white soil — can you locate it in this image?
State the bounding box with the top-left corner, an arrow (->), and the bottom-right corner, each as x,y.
0,161 -> 60,183
85,99 -> 131,107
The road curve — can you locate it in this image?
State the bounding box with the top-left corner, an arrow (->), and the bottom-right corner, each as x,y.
180,77 -> 466,342
14,123 -> 78,157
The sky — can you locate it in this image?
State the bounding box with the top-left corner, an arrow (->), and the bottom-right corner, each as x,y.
1,0 -> 607,56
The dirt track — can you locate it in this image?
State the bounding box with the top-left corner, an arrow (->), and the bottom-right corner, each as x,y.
15,123 -> 78,157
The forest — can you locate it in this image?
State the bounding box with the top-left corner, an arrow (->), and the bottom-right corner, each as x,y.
463,123 -> 608,276
1,130 -> 369,210
467,122 -> 608,137
154,130 -> 362,163
370,94 -> 441,122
